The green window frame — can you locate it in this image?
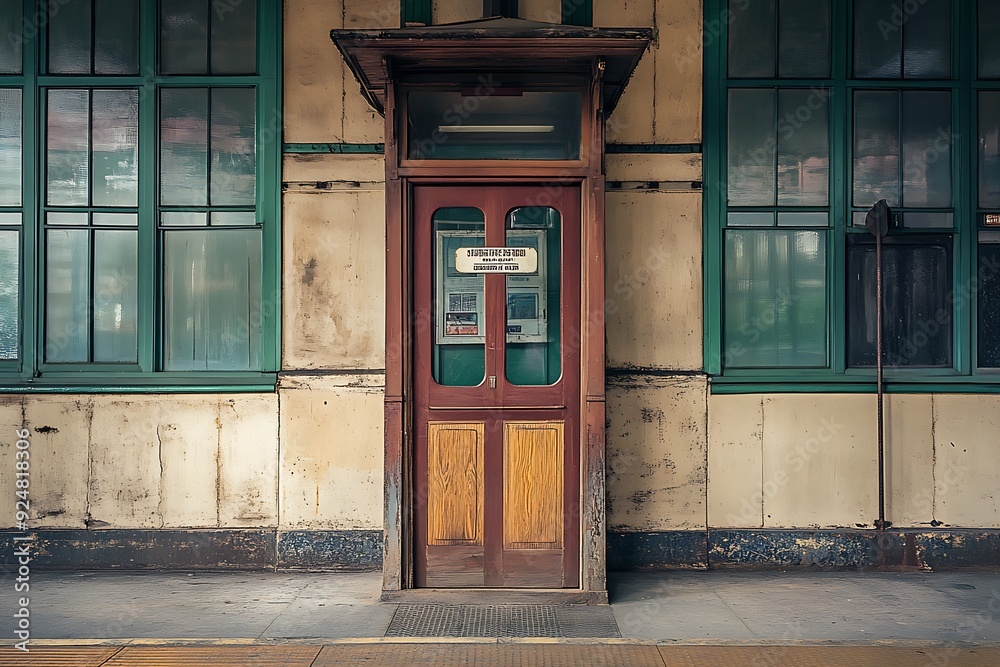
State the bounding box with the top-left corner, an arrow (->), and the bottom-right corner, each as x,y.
0,0 -> 281,392
705,0 -> 1000,393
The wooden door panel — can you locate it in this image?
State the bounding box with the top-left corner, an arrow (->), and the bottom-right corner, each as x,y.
503,422 -> 564,550
427,422 -> 484,546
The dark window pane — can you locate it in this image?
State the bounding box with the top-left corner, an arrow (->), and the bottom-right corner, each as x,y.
210,88 -> 256,206
979,238 -> 1000,367
163,230 -> 262,371
847,237 -> 952,367
0,0 -> 23,74
0,89 -> 21,207
901,90 -> 951,208
777,88 -> 829,205
729,0 -> 776,78
45,228 -> 90,362
94,0 -> 139,74
93,230 -> 137,362
903,0 -> 951,79
160,88 -> 209,206
92,89 -> 139,207
161,0 -> 209,74
211,0 -> 257,74
48,0 -> 93,74
980,0 -> 1000,79
979,92 -> 1000,208
778,0 -> 831,78
853,90 -> 900,208
47,90 -> 91,206
724,229 -> 828,368
854,0 -> 901,78
0,229 -> 18,360
728,88 -> 776,206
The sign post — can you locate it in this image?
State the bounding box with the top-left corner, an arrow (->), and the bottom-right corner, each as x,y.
865,200 -> 891,538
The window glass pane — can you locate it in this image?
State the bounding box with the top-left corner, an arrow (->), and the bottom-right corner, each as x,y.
728,89 -> 775,206
45,228 -> 90,362
92,230 -> 137,362
0,0 -> 23,74
160,89 -> 208,206
979,0 -> 1000,79
93,212 -> 137,226
854,0 -> 901,78
724,229 -> 828,367
48,0 -> 93,74
161,0 -> 209,74
903,0 -> 951,79
777,88 -> 829,205
163,230 -> 262,370
778,0 -> 831,78
47,212 -> 88,225
728,212 -> 774,226
407,91 -> 582,160
729,0 -> 776,78
847,238 -> 952,367
904,212 -> 952,228
979,92 -> 1000,208
94,0 -> 139,74
92,89 -> 138,207
0,89 -> 21,207
433,208 -> 486,387
901,90 -> 951,208
47,90 -> 91,206
162,211 -> 208,226
506,207 -> 561,386
210,88 -> 256,206
979,237 -> 1000,367
0,229 -> 18,360
853,91 -> 900,208
211,0 -> 257,75
210,211 -> 256,226
778,212 -> 828,226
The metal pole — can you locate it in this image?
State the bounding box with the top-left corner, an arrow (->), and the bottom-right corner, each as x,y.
876,231 -> 885,534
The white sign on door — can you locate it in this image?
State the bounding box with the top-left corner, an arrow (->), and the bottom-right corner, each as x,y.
455,247 -> 538,274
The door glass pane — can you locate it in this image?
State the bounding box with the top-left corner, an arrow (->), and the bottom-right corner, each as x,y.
979,92 -> 1000,208
48,0 -> 93,74
0,0 -> 22,74
163,230 -> 262,370
211,0 -> 257,74
93,230 -> 137,362
45,229 -> 90,362
432,208 -> 486,387
506,207 -> 561,386
778,0 -> 831,78
724,229 -> 828,368
92,89 -> 138,207
980,0 -> 1000,79
979,235 -> 1000,368
728,0 -> 776,78
47,90 -> 91,206
94,0 -> 140,74
0,89 -> 21,206
210,88 -> 256,206
0,229 -> 18,360
853,91 -> 900,208
728,89 -> 775,206
160,88 -> 209,206
777,88 -> 830,205
903,0 -> 951,79
854,0 -> 901,78
902,90 -> 951,208
847,238 -> 952,367
161,0 -> 209,74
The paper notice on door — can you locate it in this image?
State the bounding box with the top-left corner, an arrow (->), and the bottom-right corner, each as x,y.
455,247 -> 538,274
445,312 -> 479,336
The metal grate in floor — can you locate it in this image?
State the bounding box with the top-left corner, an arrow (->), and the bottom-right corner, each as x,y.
384,604 -> 621,638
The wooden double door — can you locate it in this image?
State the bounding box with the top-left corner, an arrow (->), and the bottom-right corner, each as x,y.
413,184 -> 581,588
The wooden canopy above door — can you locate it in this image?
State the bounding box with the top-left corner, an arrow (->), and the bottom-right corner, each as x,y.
330,17 -> 653,116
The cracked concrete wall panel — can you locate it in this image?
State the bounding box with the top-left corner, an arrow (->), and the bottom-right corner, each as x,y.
606,376 -> 708,531
279,382 -> 383,529
653,0 -> 702,143
605,191 -> 702,371
284,0 -> 346,144
283,154 -> 385,184
707,393 -> 764,529
282,190 -> 386,370
88,396 -> 163,529
932,395 -> 1000,527
433,1 -> 479,24
883,395 -> 934,528
606,153 -> 702,183
218,395 -> 280,527
0,397 -> 21,527
342,1 -> 395,141
156,398 -> 219,528
760,395 -> 877,529
521,0 -> 563,23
